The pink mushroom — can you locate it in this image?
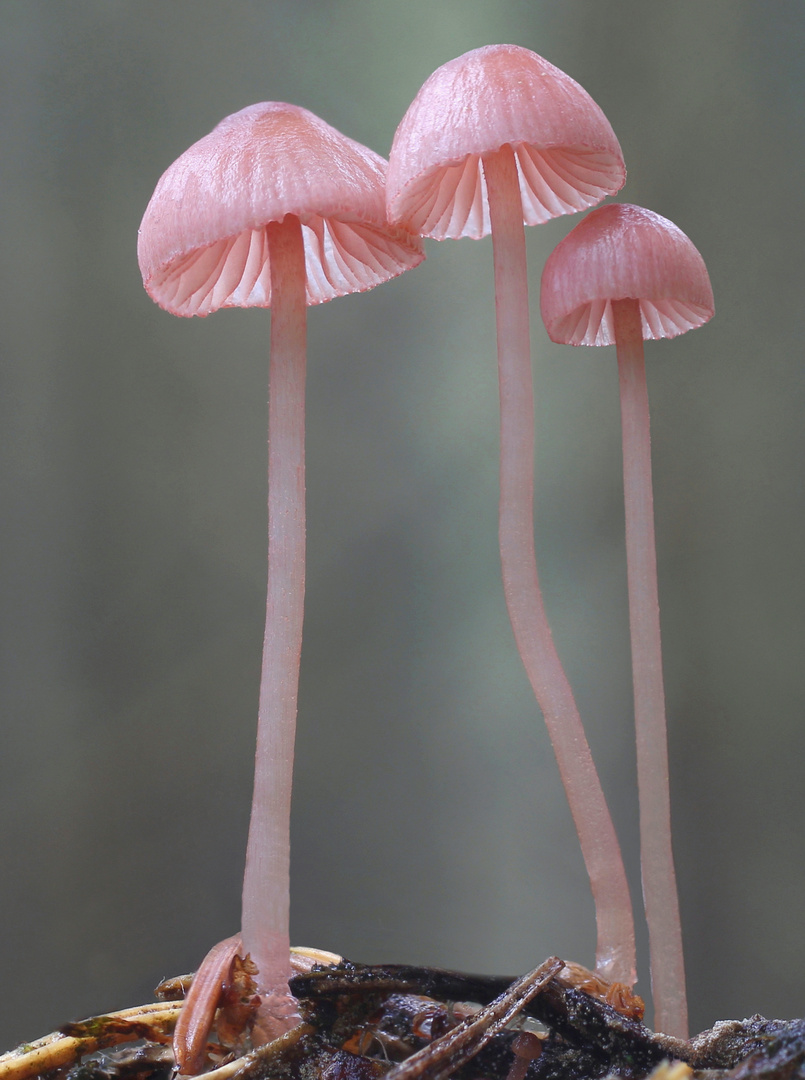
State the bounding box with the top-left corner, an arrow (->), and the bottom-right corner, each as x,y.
387,45 -> 635,986
540,202 -> 715,1037
138,102 -> 423,1069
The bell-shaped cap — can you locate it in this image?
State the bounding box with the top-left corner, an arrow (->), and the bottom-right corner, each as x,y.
387,44 -> 625,241
540,203 -> 715,347
138,102 -> 425,316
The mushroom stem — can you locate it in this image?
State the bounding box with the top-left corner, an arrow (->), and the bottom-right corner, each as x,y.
241,214 -> 307,1037
612,297 -> 686,1037
483,148 -> 636,986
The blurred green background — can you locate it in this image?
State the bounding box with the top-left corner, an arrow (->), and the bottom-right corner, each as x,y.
2,0 -> 804,1050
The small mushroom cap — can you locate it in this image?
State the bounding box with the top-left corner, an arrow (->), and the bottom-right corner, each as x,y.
387,44 -> 625,241
540,203 -> 715,347
138,102 -> 424,317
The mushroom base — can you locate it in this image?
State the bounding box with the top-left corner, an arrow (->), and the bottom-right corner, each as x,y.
3,955 -> 802,1080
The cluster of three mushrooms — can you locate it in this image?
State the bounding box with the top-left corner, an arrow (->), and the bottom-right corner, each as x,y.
138,42 -> 713,1071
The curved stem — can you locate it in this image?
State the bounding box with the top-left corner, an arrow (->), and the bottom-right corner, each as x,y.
241,215 -> 307,1037
172,934 -> 242,1074
613,298 -> 687,1037
483,148 -> 635,986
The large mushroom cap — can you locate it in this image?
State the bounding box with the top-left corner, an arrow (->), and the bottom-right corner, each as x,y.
540,203 -> 715,347
138,102 -> 424,316
387,44 -> 625,241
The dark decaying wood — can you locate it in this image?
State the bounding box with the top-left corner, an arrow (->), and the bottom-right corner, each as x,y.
1,956 -> 803,1080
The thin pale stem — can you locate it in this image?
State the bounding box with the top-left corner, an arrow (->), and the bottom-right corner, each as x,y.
613,297 -> 687,1037
241,215 -> 307,1037
483,148 -> 635,986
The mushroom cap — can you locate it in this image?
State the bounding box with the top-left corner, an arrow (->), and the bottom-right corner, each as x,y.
387,44 -> 625,241
138,102 -> 425,316
540,203 -> 715,347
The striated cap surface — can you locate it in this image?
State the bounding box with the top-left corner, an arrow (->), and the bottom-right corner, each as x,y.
540,203 -> 714,346
387,44 -> 625,240
138,102 -> 424,316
